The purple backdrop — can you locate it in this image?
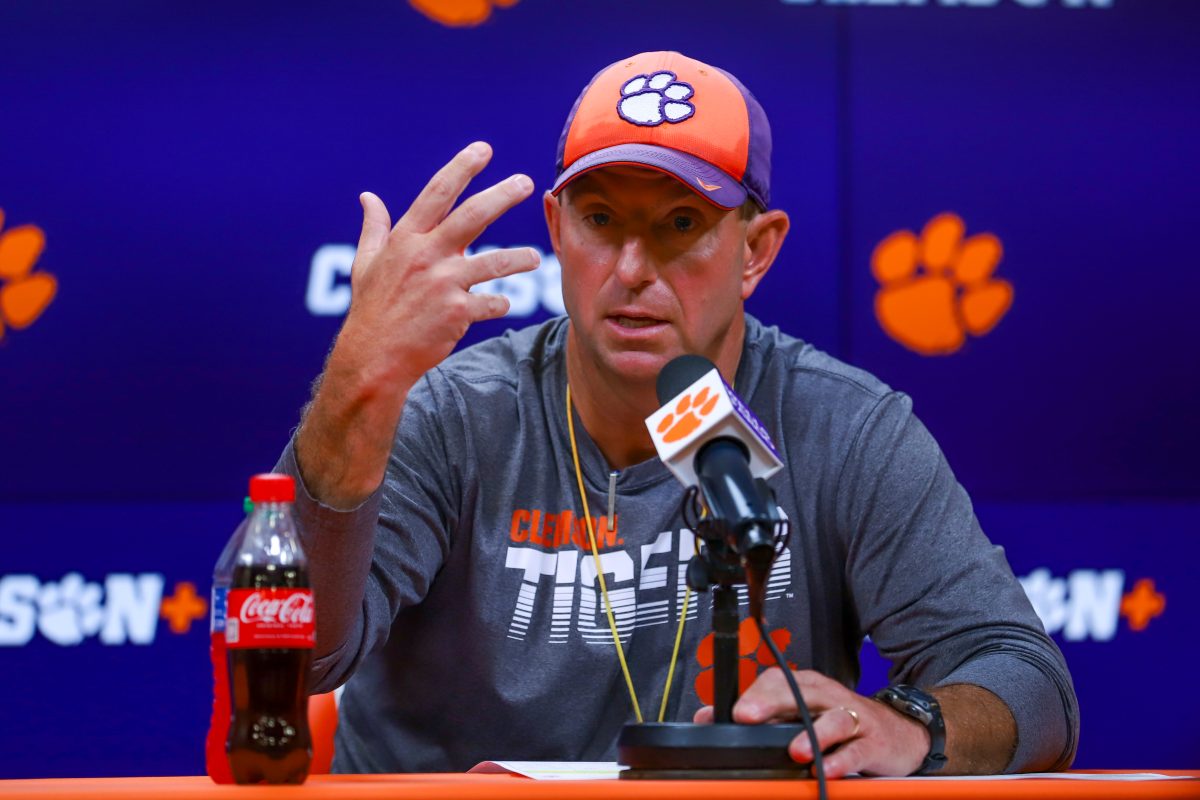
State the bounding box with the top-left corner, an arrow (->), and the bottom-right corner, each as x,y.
0,0 -> 1195,778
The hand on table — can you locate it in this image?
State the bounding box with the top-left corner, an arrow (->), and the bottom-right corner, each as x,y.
693,667 -> 930,779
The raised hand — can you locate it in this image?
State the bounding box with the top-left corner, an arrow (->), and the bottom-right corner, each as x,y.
342,141 -> 540,388
296,142 -> 539,508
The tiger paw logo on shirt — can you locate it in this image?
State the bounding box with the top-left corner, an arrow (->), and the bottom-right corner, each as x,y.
694,618 -> 797,705
225,588 -> 315,648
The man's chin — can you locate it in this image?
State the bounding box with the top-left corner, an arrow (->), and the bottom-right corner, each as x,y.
601,349 -> 677,386
567,322 -> 684,387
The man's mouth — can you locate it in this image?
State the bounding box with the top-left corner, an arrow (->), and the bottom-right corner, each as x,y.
612,315 -> 664,329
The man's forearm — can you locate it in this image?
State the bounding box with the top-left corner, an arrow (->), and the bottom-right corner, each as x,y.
932,684 -> 1017,775
295,323 -> 414,509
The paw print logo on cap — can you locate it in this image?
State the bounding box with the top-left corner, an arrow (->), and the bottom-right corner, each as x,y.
872,213 -> 1013,356
618,71 -> 695,127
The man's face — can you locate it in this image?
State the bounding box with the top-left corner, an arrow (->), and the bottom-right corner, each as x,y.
546,166 -> 757,387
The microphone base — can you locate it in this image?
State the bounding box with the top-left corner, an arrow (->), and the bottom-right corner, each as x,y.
616,722 -> 811,780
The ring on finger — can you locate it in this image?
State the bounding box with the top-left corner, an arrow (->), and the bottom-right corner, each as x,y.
839,706 -> 861,737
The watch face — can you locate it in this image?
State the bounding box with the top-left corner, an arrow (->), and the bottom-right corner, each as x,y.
876,686 -> 947,776
902,700 -> 933,726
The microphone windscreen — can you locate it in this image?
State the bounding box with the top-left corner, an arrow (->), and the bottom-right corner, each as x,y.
656,355 -> 717,405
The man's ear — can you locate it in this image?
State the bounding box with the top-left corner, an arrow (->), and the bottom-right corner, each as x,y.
741,209 -> 789,301
543,190 -> 563,257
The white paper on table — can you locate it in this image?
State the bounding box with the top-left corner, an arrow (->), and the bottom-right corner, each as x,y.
467,763 -> 1191,783
468,761 -> 624,780
867,772 -> 1193,781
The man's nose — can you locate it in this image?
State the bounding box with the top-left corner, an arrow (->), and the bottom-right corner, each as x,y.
613,236 -> 656,289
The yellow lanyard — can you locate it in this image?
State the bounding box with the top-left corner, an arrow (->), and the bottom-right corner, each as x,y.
565,384 -> 695,724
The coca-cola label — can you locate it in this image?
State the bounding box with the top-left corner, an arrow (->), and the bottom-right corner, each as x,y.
225,588 -> 315,649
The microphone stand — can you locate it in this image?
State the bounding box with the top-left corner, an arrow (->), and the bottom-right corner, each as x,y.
711,584 -> 740,725
617,485 -> 811,780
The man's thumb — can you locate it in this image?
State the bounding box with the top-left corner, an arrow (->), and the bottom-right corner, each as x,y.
356,191 -> 391,262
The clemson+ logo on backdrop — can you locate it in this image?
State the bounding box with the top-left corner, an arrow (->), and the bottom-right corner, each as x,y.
0,573 -> 209,647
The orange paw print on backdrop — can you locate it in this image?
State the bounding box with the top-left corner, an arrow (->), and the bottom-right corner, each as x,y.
694,618 -> 797,706
657,386 -> 719,444
0,210 -> 57,342
872,213 -> 1013,356
408,0 -> 518,27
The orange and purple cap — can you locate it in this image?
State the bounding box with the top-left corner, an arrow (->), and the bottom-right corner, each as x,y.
552,51 -> 772,211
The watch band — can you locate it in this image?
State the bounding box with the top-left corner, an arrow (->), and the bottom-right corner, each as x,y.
873,684 -> 948,775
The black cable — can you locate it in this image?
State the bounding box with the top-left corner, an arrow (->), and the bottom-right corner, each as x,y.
755,615 -> 828,800
681,485 -> 704,533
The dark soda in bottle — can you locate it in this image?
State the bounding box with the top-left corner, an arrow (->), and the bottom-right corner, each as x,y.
224,473 -> 314,784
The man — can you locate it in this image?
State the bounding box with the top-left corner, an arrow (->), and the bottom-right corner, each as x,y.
279,51 -> 1078,777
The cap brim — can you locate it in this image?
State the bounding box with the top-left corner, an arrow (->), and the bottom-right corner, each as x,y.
552,144 -> 747,210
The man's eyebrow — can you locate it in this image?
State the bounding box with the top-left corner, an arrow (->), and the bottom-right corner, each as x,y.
562,176 -> 615,201
567,182 -> 699,205
565,187 -> 609,204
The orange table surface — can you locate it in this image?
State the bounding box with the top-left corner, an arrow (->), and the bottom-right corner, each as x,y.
0,772 -> 1197,800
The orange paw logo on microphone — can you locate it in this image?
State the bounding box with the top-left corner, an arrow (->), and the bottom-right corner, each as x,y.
408,0 -> 518,27
0,209 -> 57,342
656,387 -> 720,444
872,213 -> 1013,355
646,368 -> 782,489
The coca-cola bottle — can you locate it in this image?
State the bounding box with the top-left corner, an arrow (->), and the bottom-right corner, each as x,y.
206,495 -> 253,784
225,473 -> 315,784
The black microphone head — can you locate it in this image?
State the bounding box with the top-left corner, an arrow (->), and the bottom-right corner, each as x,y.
657,355 -> 718,405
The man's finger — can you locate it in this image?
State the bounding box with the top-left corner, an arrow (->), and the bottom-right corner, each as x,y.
356,192 -> 392,266
733,670 -> 796,724
693,706 -> 714,724
465,291 -> 511,323
789,706 -> 861,762
435,173 -> 535,249
400,142 -> 493,233
734,668 -> 842,725
459,247 -> 540,289
819,738 -> 870,780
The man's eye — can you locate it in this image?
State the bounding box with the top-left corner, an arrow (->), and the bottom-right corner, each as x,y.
673,215 -> 695,233
586,212 -> 611,227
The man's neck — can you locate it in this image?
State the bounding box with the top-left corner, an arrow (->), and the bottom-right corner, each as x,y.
564,322 -> 746,471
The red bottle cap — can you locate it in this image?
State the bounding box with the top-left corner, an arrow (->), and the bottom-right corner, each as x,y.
248,473 -> 295,503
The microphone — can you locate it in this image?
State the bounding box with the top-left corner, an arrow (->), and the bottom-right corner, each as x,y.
618,356 -> 816,785
648,355 -> 782,486
646,355 -> 783,619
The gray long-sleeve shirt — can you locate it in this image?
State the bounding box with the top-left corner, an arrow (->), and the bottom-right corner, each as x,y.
278,314 -> 1079,774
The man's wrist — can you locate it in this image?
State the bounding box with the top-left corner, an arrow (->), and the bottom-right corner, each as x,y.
294,338 -> 413,509
873,685 -> 947,775
334,316 -> 427,394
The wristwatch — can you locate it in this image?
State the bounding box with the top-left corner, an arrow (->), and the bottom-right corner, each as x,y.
873,684 -> 947,775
